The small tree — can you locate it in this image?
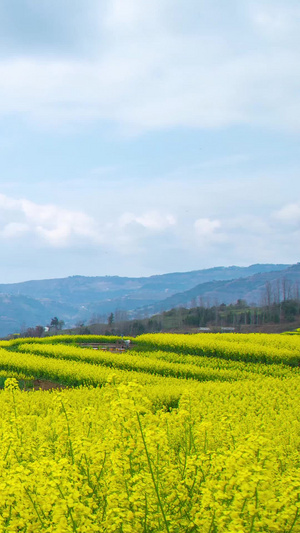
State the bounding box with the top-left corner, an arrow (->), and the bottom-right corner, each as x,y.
50,317 -> 59,329
50,317 -> 65,331
35,325 -> 45,337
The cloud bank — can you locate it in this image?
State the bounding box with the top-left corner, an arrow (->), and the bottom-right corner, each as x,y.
0,0 -> 298,132
0,194 -> 99,246
0,192 -> 299,269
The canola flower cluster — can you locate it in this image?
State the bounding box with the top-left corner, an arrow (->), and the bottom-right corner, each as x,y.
0,333 -> 298,531
0,369 -> 35,387
135,332 -> 300,366
0,378 -> 298,532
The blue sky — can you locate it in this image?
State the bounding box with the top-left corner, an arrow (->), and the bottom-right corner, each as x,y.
0,0 -> 299,282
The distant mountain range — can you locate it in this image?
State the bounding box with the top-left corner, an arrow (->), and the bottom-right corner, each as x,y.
0,262 -> 298,337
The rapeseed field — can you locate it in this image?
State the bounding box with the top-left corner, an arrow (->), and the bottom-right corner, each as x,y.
0,333 -> 298,532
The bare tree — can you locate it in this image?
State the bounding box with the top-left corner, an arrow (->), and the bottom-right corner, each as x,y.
265,281 -> 273,308
281,278 -> 291,301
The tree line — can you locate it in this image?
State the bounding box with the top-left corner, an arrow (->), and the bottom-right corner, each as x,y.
14,278 -> 300,338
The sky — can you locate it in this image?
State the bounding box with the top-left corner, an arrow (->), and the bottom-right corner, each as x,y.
0,0 -> 299,283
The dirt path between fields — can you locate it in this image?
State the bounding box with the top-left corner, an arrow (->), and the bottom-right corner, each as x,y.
32,379 -> 68,391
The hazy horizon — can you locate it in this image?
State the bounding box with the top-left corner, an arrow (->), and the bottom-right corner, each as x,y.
0,261 -> 293,286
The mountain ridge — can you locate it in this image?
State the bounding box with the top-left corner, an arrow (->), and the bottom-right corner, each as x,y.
138,264 -> 300,315
0,263 -> 293,337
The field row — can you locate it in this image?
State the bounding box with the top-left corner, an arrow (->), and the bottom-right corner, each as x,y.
12,342 -> 300,382
3,332 -> 300,367
0,334 -> 133,348
135,332 -> 300,366
0,347 -> 208,410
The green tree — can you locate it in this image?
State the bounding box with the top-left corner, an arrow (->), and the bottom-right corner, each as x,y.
50,317 -> 65,331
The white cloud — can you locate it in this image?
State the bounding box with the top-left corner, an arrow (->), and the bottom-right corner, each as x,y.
0,1 -> 298,132
249,2 -> 300,40
0,194 -> 177,252
0,193 -> 100,246
273,203 -> 300,225
0,193 -> 19,210
98,211 -> 178,256
194,218 -> 221,238
105,0 -> 160,31
119,211 -> 176,231
1,222 -> 29,238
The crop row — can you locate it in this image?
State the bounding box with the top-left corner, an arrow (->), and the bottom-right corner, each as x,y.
193,332 -> 300,350
135,333 -> 300,366
12,342 -> 261,384
0,348 -> 209,410
4,332 -> 300,366
133,347 -> 300,379
0,334 -> 132,347
12,342 -> 300,382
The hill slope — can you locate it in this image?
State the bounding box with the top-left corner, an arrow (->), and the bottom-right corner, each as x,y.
0,263 -> 291,336
139,263 -> 300,315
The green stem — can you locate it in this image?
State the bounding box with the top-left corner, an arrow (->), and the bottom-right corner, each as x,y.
143,493 -> 148,533
4,442 -> 11,461
249,485 -> 259,533
136,412 -> 170,533
24,487 -> 45,528
57,485 -> 78,532
61,401 -> 75,464
288,507 -> 299,533
12,391 -> 21,442
208,511 -> 215,533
